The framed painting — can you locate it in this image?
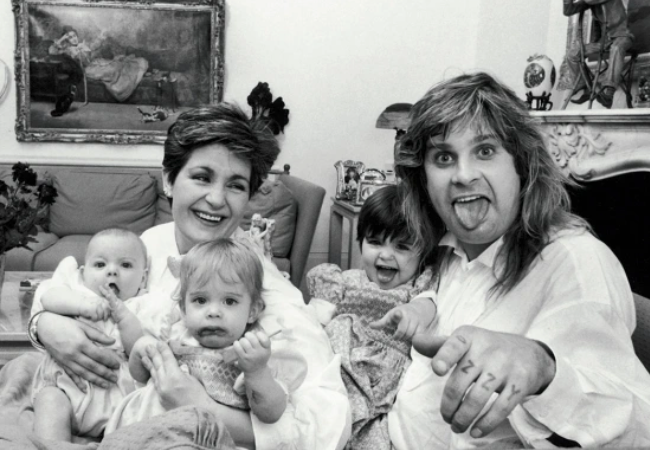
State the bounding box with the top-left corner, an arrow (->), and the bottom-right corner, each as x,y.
12,0 -> 225,144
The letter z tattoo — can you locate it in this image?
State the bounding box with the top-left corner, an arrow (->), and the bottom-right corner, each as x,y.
461,359 -> 474,374
481,373 -> 496,390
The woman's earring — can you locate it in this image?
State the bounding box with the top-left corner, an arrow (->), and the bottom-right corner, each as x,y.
163,186 -> 172,197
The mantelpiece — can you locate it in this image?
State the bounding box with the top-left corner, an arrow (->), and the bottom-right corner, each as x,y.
532,110 -> 650,298
531,110 -> 650,182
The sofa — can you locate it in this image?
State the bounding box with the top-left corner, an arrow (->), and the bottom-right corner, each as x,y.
2,163 -> 325,289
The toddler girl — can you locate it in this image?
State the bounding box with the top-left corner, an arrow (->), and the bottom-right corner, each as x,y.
307,184 -> 438,450
106,237 -> 291,433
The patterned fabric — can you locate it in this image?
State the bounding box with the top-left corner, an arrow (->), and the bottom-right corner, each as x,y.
99,406 -> 237,450
169,342 -> 248,410
307,264 -> 437,450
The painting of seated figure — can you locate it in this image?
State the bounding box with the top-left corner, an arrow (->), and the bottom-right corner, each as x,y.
13,0 -> 225,144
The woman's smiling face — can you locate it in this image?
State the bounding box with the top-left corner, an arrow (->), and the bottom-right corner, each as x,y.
165,143 -> 252,254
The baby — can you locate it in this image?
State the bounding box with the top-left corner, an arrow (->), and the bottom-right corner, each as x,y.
307,184 -> 438,449
32,228 -> 148,441
105,237 -> 288,433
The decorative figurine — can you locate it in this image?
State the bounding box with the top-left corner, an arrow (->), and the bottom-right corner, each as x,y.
248,213 -> 275,259
636,73 -> 650,107
562,0 -> 633,109
524,54 -> 556,111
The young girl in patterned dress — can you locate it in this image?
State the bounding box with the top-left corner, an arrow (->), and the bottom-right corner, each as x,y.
307,185 -> 438,450
106,238 -> 292,433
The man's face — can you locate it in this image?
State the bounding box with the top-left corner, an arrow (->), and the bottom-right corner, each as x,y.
424,125 -> 521,260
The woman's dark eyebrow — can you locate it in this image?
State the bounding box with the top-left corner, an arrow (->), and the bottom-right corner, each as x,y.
230,173 -> 251,185
193,165 -> 214,175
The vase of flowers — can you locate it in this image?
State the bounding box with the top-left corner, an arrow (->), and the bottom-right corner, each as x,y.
0,163 -> 58,294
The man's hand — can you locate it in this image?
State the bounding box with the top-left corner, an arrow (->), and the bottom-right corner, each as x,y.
369,300 -> 435,340
233,331 -> 272,374
412,326 -> 556,439
77,296 -> 111,322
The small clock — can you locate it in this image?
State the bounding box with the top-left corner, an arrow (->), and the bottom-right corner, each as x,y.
524,54 -> 556,97
524,54 -> 556,110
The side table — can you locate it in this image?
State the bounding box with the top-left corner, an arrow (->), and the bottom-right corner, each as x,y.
0,272 -> 51,368
329,198 -> 362,270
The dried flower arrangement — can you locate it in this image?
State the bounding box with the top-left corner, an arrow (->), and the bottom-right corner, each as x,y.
247,82 -> 290,135
0,163 -> 58,255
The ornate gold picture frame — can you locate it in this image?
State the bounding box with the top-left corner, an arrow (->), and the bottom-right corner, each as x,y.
12,0 -> 225,144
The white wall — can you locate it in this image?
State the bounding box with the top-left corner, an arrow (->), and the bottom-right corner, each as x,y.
476,0 -> 551,97
0,1 -> 564,281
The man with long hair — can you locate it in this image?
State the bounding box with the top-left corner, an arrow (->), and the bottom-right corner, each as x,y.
387,72 -> 650,449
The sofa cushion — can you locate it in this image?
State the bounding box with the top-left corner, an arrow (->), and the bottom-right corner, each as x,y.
241,179 -> 297,258
32,234 -> 92,271
50,171 -> 157,236
272,256 -> 289,274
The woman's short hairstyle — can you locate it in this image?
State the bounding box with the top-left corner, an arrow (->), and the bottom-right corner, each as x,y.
163,103 -> 280,197
395,71 -> 587,293
357,184 -> 419,253
177,238 -> 264,313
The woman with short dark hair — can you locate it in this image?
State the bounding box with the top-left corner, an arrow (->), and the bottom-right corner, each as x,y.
31,103 -> 351,448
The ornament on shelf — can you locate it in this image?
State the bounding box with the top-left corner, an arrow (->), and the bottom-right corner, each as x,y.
635,72 -> 650,108
524,54 -> 556,111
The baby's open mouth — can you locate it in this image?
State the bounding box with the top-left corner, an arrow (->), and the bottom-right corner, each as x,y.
376,264 -> 397,284
108,283 -> 120,295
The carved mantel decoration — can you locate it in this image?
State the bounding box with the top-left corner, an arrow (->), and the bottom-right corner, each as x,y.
546,124 -> 611,181
532,110 -> 650,182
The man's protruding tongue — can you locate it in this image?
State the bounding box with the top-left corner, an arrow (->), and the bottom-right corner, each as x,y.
453,198 -> 489,230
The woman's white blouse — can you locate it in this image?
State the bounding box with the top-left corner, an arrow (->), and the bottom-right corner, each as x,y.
389,229 -> 650,449
140,223 -> 352,450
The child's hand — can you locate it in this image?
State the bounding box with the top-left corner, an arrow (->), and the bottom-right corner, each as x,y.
233,331 -> 272,374
78,296 -> 111,322
99,284 -> 129,324
369,304 -> 429,341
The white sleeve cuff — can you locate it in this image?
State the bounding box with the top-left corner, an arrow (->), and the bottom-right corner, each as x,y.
412,290 -> 438,306
516,355 -> 582,440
